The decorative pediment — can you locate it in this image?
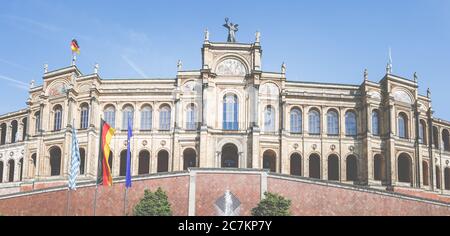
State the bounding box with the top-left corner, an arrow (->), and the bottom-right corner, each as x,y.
393,90 -> 413,104
260,83 -> 280,97
183,81 -> 201,93
368,91 -> 381,100
216,59 -> 246,76
47,82 -> 68,97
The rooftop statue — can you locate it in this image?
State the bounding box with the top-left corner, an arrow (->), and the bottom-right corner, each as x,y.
223,18 -> 238,43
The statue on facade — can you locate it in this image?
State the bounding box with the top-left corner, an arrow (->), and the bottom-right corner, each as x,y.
414,72 -> 418,82
204,28 -> 209,41
255,31 -> 261,43
94,63 -> 99,74
427,88 -> 431,98
44,64 -> 48,73
364,69 -> 368,81
223,18 -> 238,43
281,62 -> 286,74
177,60 -> 183,71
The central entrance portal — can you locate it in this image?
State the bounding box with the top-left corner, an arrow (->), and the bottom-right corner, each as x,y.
221,144 -> 239,168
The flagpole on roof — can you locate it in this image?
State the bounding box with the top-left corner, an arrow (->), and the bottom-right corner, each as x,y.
93,115 -> 103,216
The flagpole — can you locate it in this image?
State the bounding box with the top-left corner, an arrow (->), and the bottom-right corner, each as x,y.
66,187 -> 71,216
123,186 -> 128,216
94,118 -> 103,216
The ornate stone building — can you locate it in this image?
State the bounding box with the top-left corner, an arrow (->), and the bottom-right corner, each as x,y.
1,30 -> 450,197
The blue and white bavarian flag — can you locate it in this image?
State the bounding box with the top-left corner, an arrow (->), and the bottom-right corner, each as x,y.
69,120 -> 80,190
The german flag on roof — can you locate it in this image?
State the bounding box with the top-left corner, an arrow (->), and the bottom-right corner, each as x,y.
71,39 -> 80,54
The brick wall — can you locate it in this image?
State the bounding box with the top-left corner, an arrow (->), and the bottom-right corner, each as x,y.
0,169 -> 449,216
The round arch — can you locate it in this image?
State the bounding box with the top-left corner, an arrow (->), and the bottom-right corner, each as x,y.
309,153 -> 321,179
157,149 -> 169,173
138,149 -> 151,175
49,146 -> 62,176
183,148 -> 197,170
262,149 -> 277,172
290,152 -> 302,176
397,153 -> 412,184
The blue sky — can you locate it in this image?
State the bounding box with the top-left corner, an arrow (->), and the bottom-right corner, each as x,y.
0,0 -> 449,119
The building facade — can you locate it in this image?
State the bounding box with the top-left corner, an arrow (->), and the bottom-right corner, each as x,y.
1,32 -> 450,196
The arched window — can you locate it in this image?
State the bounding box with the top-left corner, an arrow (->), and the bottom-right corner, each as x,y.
34,111 -> 41,133
119,150 -> 127,177
79,148 -> 86,175
263,150 -> 276,172
8,159 -> 14,182
30,153 -> 37,178
345,111 -> 357,136
419,120 -> 426,144
80,104 -> 89,129
374,155 -> 385,181
328,155 -> 339,181
372,110 -> 380,136
157,150 -> 169,173
290,108 -> 302,133
140,105 -> 152,131
433,126 -> 439,149
327,110 -> 339,135
264,106 -> 275,132
308,109 -> 320,135
183,148 -> 197,170
1,123 -> 6,145
442,129 -> 450,151
422,161 -> 429,186
398,113 -> 408,139
223,94 -> 238,130
346,155 -> 358,181
104,105 -> 116,128
0,161 -> 3,183
122,105 -> 134,130
221,144 -> 239,168
186,104 -> 196,131
398,153 -> 412,183
290,153 -> 302,176
436,166 -> 441,189
50,146 -> 62,176
53,105 -> 63,131
19,158 -> 23,181
10,120 -> 18,143
159,105 -> 171,131
309,154 -> 320,179
138,150 -> 150,175
22,118 -> 27,141
444,168 -> 450,190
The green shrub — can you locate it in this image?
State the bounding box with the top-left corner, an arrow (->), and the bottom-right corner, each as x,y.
133,187 -> 172,216
251,192 -> 291,216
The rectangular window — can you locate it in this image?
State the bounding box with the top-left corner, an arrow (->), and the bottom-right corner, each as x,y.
141,110 -> 152,130
80,108 -> 89,129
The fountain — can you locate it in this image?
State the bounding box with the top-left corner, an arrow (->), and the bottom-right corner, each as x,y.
215,190 -> 241,216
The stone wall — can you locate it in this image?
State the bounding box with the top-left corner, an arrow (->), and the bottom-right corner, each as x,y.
0,169 -> 449,216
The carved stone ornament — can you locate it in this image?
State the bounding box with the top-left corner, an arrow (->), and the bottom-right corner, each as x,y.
142,140 -> 148,146
10,151 -> 14,156
349,146 -> 355,152
293,143 -> 299,150
312,144 -> 317,150
216,59 -> 246,76
330,145 -> 336,151
161,140 -> 167,147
